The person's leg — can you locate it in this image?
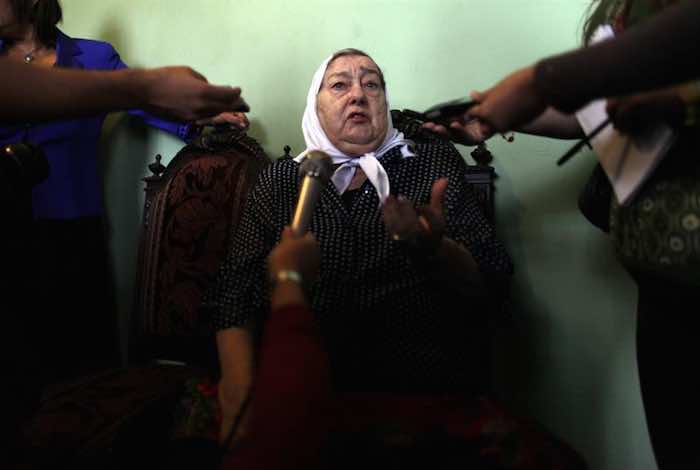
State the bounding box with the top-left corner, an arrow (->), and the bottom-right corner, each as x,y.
636,275 -> 700,470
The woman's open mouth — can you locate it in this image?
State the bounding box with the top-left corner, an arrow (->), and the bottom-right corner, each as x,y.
348,112 -> 369,123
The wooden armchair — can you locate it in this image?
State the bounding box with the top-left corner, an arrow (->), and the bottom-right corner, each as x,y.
19,127 -> 269,467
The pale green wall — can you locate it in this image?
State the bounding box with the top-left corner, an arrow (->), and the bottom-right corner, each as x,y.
61,1 -> 655,468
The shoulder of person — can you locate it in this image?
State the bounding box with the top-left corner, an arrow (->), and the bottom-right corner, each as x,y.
254,157 -> 299,191
243,157 -> 299,212
74,38 -> 118,58
55,30 -> 121,70
269,156 -> 299,175
59,30 -> 119,61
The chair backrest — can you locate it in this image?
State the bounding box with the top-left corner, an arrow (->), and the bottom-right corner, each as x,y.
390,109 -> 497,224
131,128 -> 270,367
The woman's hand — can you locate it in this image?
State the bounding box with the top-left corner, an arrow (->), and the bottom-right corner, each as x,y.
468,65 -> 547,133
422,116 -> 492,146
196,111 -> 250,129
382,177 -> 448,254
268,227 -> 320,285
140,66 -> 249,122
606,88 -> 685,134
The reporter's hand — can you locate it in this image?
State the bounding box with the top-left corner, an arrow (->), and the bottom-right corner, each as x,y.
422,116 -> 492,146
382,177 -> 447,253
468,65 -> 547,133
606,89 -> 685,134
140,66 -> 249,122
196,111 -> 250,129
268,227 -> 320,284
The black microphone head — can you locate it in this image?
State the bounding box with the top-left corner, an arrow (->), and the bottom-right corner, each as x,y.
299,150 -> 332,183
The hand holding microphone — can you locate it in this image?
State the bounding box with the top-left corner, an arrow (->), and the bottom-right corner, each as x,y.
292,150 -> 333,236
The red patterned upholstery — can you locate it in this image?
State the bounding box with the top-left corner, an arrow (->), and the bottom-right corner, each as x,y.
133,129 -> 269,366
22,365 -> 196,459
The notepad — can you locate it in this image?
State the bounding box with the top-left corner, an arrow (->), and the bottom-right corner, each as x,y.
574,25 -> 677,206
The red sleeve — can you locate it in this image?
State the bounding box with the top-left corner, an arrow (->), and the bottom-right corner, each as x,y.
222,303 -> 333,470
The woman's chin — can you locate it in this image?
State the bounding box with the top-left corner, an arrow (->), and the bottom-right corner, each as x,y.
335,140 -> 379,156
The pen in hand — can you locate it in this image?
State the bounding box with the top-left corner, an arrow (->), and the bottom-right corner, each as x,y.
556,118 -> 611,166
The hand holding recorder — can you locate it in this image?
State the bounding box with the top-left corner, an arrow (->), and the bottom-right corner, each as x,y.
405,97 -> 493,146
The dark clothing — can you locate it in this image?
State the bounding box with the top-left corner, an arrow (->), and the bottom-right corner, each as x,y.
5,216 -> 118,458
610,83 -> 700,470
31,217 -> 120,383
226,303 -> 332,470
208,143 -> 513,393
535,0 -> 700,113
610,133 -> 700,287
635,273 -> 700,470
534,2 -> 700,467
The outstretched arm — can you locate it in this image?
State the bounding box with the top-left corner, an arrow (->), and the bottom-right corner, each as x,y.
468,0 -> 700,133
425,0 -> 700,140
106,48 -> 248,139
0,58 -> 247,123
423,104 -> 583,143
222,228 -> 330,470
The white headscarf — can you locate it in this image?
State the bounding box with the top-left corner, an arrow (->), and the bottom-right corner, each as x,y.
294,53 -> 414,205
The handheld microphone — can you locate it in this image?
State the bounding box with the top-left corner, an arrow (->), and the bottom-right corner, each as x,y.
291,150 -> 332,235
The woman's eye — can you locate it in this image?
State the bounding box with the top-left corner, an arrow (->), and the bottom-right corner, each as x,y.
331,82 -> 347,90
364,81 -> 379,89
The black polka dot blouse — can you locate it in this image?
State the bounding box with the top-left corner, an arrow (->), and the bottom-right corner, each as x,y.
206,142 -> 514,394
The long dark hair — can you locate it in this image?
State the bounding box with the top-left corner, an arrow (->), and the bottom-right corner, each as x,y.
581,0 -> 677,45
9,0 -> 63,47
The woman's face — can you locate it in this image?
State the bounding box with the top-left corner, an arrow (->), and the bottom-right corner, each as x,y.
316,54 -> 388,156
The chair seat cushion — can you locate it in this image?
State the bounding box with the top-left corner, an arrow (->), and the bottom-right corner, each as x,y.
22,364 -> 203,462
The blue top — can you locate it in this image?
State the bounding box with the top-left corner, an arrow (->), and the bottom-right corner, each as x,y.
0,29 -> 192,219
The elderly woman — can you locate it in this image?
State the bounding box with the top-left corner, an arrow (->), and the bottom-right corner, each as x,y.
207,48 -> 513,444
